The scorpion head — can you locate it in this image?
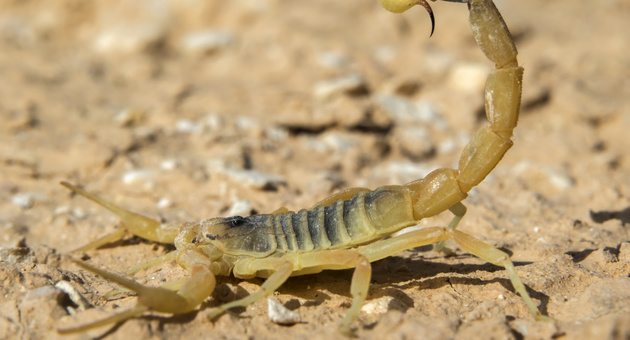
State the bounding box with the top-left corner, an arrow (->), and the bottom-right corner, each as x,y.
186,215 -> 277,258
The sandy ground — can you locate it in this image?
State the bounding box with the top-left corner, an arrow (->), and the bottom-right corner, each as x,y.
1,0 -> 629,339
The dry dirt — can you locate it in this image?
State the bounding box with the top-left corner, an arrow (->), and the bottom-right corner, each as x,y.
1,0 -> 629,339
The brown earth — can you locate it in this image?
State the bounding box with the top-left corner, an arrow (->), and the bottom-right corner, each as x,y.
1,0 -> 629,339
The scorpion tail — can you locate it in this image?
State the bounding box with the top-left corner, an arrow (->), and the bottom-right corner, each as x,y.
378,0 -> 435,36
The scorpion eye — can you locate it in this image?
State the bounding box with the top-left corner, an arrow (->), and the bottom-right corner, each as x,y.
224,216 -> 247,229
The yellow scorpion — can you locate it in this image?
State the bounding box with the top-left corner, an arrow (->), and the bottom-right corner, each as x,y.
58,0 -> 552,335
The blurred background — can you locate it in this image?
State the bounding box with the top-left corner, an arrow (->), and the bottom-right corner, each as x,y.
1,0 -> 628,339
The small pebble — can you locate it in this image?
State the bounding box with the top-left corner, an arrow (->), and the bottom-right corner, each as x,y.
94,24 -> 165,54
267,298 -> 300,325
235,116 -> 260,132
53,205 -> 70,215
160,159 -> 179,170
361,296 -> 407,315
180,30 -> 234,54
513,160 -> 575,190
218,168 -> 286,190
316,50 -> 351,69
393,126 -> 436,160
157,197 -> 173,209
321,132 -> 359,153
375,95 -> 445,129
176,119 -> 203,134
227,200 -> 253,217
204,113 -> 225,131
55,281 -> 92,312
11,193 -> 35,209
122,169 -> 155,184
72,207 -> 86,219
114,108 -> 145,127
264,126 -> 289,142
313,73 -> 367,98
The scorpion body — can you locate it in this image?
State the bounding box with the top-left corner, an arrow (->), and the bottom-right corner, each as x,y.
58,0 -> 552,335
205,187 -> 416,256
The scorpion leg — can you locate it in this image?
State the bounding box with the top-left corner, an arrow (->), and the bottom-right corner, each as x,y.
435,202 -> 467,254
61,182 -> 179,250
449,229 -> 553,321
297,250 -> 372,335
210,250 -> 371,335
58,248 -> 216,334
206,257 -> 293,320
358,227 -> 551,321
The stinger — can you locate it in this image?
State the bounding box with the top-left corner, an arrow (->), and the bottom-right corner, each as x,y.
418,0 -> 435,37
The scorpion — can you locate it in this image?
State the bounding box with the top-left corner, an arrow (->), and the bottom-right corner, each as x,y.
58,0 -> 552,335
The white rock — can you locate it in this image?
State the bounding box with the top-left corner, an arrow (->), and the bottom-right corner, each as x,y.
513,160 -> 575,190
94,24 -> 165,54
394,126 -> 435,159
157,197 -> 173,209
203,113 -> 225,131
226,200 -> 252,217
72,207 -> 87,219
264,126 -> 289,142
122,169 -> 156,184
316,50 -> 351,69
55,281 -> 92,312
321,132 -> 359,153
267,298 -> 300,325
53,205 -> 70,215
180,30 -> 234,54
218,168 -> 286,190
375,95 -> 447,129
160,159 -> 179,170
361,296 -> 407,315
235,116 -> 260,132
313,73 -> 367,98
93,1 -> 169,54
11,193 -> 35,209
176,119 -> 203,134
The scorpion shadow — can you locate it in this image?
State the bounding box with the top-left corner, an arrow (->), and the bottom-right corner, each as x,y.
590,207 -> 630,226
79,245 -> 551,337
269,246 -> 550,318
89,312 -> 199,340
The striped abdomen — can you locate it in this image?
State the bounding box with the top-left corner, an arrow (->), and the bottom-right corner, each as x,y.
273,186 -> 417,253
204,186 -> 418,257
